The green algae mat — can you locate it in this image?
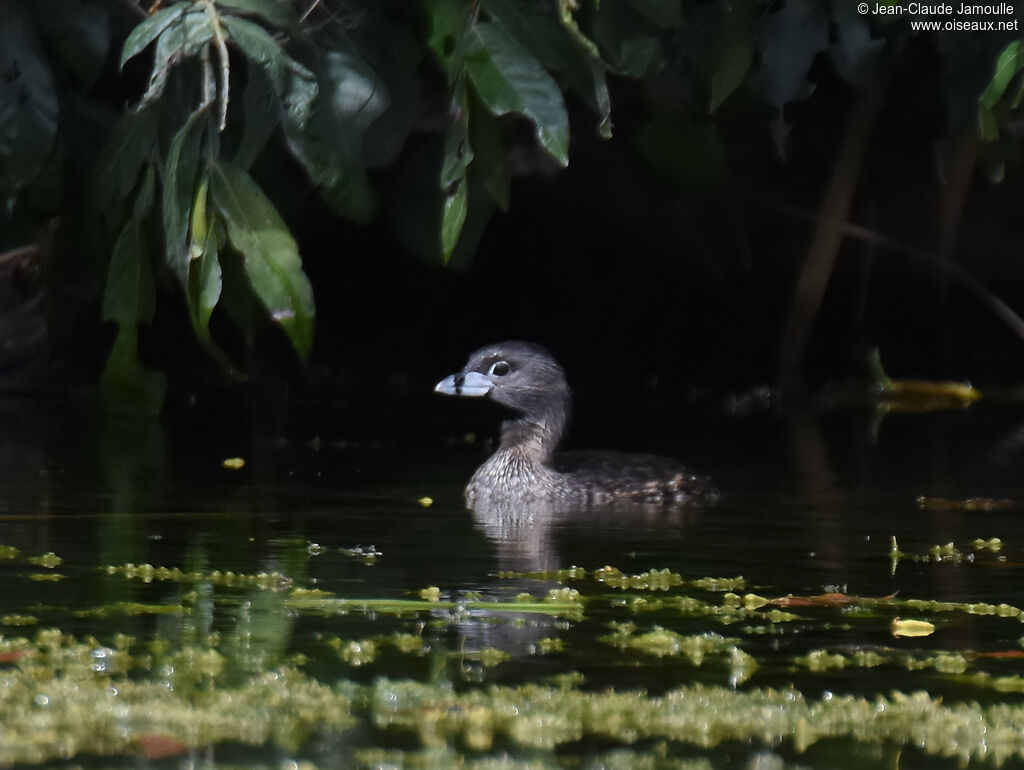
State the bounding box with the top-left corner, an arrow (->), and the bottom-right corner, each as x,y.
3,539 -> 1024,769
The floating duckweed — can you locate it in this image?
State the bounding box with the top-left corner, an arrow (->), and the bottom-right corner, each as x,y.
604,625 -> 739,665
1,615 -> 37,626
691,576 -> 745,592
471,648 -> 510,668
958,672 -> 1024,692
0,545 -> 19,560
972,537 -> 1003,551
27,552 -> 62,568
795,650 -> 847,671
765,610 -> 799,623
531,638 -> 564,655
340,544 -> 381,563
850,650 -> 886,668
105,563 -> 293,591
290,587 -> 333,599
75,602 -> 186,618
29,573 -> 64,582
513,592 -> 536,603
497,566 -> 587,582
903,653 -> 968,674
544,587 -> 581,603
419,587 -> 442,602
728,647 -> 759,686
367,678 -> 1024,763
391,634 -> 426,654
593,566 -> 683,591
0,646 -> 353,765
794,648 -> 969,675
339,640 -> 378,666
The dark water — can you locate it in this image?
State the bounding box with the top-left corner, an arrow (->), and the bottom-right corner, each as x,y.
2,395 -> 1024,768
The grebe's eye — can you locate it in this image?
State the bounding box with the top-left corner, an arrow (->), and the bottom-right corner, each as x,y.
488,361 -> 511,377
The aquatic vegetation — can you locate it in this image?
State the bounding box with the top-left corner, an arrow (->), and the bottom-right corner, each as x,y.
890,618 -> 936,638
26,552 -> 62,568
365,678 -> 1024,764
105,562 -> 294,591
5,540 -> 1024,768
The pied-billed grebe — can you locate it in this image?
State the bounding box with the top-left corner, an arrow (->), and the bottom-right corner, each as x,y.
435,341 -> 717,507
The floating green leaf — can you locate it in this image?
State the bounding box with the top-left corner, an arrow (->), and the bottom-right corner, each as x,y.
209,160 -> 314,360
466,22 -> 570,167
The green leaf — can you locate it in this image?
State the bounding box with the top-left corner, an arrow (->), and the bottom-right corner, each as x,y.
104,219 -> 155,326
484,0 -> 612,137
133,164 -> 156,220
439,80 -> 473,260
120,3 -> 188,68
709,37 -> 754,114
234,65 -> 280,169
427,0 -> 472,71
186,175 -> 230,370
163,108 -> 208,287
441,170 -> 468,262
94,108 -> 160,207
592,0 -> 667,78
465,22 -> 570,167
221,15 -> 317,126
978,105 -> 999,141
980,40 -> 1024,110
214,0 -> 298,32
0,1 -> 58,205
193,222 -> 223,341
468,91 -> 510,210
209,160 -> 315,360
281,50 -> 379,224
139,9 -> 215,107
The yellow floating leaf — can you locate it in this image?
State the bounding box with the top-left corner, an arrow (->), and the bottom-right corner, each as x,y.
419,586 -> 441,602
222,457 -> 246,470
892,618 -> 936,638
418,497 -> 433,507
882,380 -> 980,412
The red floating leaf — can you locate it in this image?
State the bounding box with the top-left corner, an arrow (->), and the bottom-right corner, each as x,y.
769,592 -> 897,608
134,734 -> 190,759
